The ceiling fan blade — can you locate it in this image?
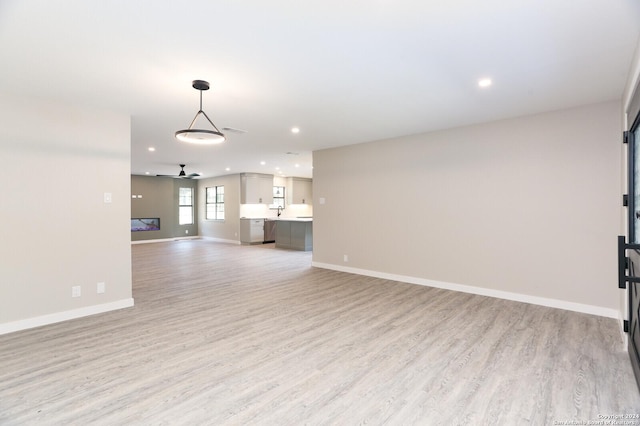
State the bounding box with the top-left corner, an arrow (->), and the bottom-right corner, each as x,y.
222,127 -> 248,134
157,164 -> 198,178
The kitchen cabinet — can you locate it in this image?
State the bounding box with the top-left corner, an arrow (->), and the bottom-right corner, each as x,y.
288,177 -> 312,205
275,219 -> 312,251
240,218 -> 264,244
241,173 -> 273,204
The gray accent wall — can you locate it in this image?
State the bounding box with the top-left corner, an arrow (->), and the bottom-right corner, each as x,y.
131,176 -> 198,241
0,93 -> 132,326
313,101 -> 622,312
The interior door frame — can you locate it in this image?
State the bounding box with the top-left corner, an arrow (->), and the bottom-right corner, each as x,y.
625,78 -> 640,390
627,81 -> 640,243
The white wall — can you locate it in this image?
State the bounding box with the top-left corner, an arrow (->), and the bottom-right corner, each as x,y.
313,101 -> 622,317
0,94 -> 133,333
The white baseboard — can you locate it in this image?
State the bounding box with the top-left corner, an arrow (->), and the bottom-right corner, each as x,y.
132,236 -> 241,245
0,298 -> 135,335
131,236 -> 201,245
311,262 -> 619,319
619,291 -> 629,350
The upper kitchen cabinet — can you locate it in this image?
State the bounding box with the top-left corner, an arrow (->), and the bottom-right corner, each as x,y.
288,177 -> 312,205
241,173 -> 274,204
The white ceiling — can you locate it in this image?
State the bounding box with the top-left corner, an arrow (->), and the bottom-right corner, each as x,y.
1,0 -> 639,179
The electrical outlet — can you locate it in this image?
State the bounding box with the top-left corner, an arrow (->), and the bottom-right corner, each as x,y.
344,254 -> 349,262
72,286 -> 81,297
97,282 -> 105,294
185,230 -> 189,234
103,192 -> 112,203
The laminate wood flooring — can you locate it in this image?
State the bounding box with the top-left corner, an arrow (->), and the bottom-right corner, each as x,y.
1,239 -> 639,425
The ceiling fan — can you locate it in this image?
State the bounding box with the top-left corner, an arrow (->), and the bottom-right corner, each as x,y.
156,164 -> 201,179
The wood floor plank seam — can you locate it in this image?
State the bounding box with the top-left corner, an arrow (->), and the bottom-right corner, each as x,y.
0,239 -> 639,425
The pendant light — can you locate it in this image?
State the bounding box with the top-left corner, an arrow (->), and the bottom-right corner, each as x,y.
175,80 -> 226,144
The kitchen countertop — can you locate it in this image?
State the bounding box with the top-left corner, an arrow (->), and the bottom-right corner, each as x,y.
241,217 -> 313,222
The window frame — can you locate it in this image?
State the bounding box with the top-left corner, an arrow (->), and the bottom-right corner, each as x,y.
178,187 -> 194,225
206,186 -> 225,220
271,186 -> 285,210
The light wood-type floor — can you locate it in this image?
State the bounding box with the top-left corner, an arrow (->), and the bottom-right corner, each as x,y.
1,239 -> 639,425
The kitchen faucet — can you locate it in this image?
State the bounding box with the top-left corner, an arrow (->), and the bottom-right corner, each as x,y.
277,205 -> 283,217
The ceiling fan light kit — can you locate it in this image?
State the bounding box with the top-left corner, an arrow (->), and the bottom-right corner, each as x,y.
175,80 -> 226,145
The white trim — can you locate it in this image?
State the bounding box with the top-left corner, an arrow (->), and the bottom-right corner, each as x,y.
311,262 -> 619,319
131,236 -> 241,245
0,298 -> 134,335
620,291 -> 629,349
619,318 -> 629,350
623,34 -> 640,114
131,236 -> 201,245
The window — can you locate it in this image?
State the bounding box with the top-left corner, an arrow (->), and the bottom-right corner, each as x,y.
178,187 -> 193,225
272,186 -> 285,209
206,186 -> 225,220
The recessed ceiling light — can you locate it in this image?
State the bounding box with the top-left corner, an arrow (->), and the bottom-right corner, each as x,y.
148,147 -> 156,152
291,127 -> 300,134
145,172 -> 150,175
478,78 -> 492,88
225,167 -> 231,171
260,161 -> 266,165
295,164 -> 300,168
